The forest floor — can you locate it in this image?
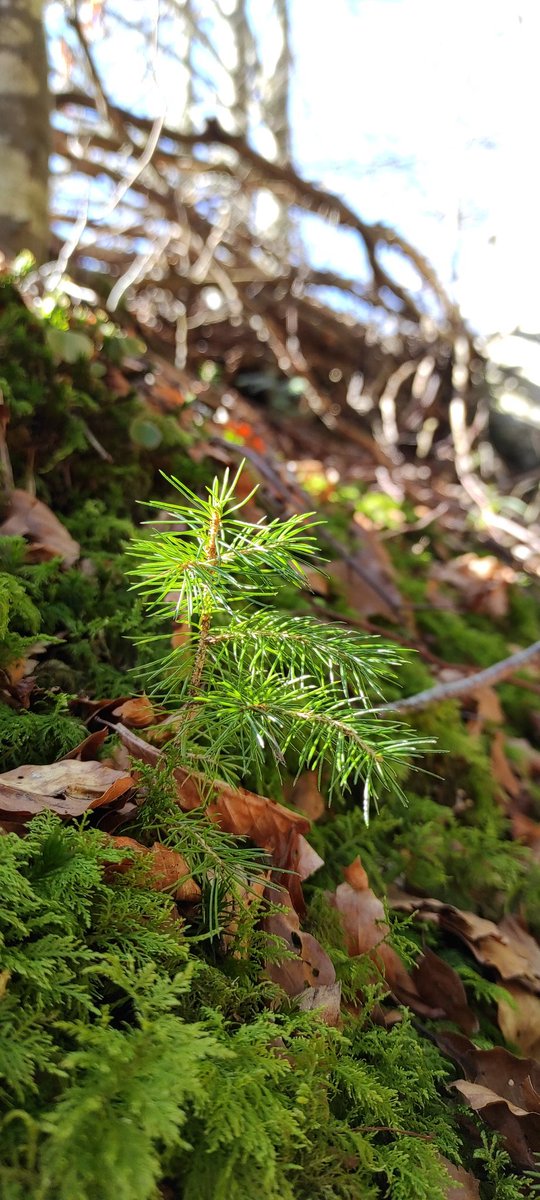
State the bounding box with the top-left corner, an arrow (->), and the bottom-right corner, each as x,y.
1,266 -> 540,1199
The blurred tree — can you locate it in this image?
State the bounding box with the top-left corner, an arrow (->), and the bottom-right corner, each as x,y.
0,0 -> 50,261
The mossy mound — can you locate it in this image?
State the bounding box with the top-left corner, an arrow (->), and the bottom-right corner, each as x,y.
0,277 -> 535,1198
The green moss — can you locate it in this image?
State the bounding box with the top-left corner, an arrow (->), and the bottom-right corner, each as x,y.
0,814 -> 465,1200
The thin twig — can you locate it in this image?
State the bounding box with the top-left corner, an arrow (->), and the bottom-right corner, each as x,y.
376,640 -> 540,714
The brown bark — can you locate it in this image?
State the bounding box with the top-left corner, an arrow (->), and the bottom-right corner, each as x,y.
0,0 -> 50,262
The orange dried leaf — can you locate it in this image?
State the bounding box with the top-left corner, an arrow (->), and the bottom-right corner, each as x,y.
113,695 -> 157,728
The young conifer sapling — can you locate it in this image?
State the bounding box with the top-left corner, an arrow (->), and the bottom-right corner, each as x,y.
128,464 -> 428,818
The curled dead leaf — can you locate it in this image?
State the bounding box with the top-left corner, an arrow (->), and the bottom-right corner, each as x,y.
428,554 -> 516,620
327,555 -> 399,620
0,490 -> 80,566
439,1031 -> 540,1167
113,695 -> 158,728
110,836 -> 200,901
295,982 -> 342,1027
0,759 -> 134,822
413,947 -> 478,1036
440,1157 -> 480,1199
392,896 -> 540,993
452,1080 -> 540,1169
330,857 -> 419,1000
498,983 -> 540,1059
115,723 -> 312,904
491,730 -> 521,798
289,771 -> 325,821
264,896 -> 336,998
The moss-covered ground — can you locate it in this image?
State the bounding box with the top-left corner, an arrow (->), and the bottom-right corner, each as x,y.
1,273 -> 538,1198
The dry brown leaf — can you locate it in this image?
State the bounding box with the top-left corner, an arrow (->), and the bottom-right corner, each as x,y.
115,723 -> 314,911
331,857 -> 423,1002
290,834 -> 325,881
413,947 -> 478,1035
327,556 -> 399,620
111,836 -> 200,901
511,811 -> 540,860
115,722 -> 310,865
452,1080 -> 540,1168
295,982 -> 342,1027
113,695 -> 158,728
467,685 -> 504,736
0,760 -> 134,821
61,728 -> 109,760
392,896 -> 540,993
302,566 -> 330,597
439,1031 -> 540,1166
171,621 -> 191,651
3,641 -> 48,688
440,1158 -> 480,1199
498,983 -> 540,1059
264,897 -> 336,998
0,490 -> 80,566
289,771 -> 325,821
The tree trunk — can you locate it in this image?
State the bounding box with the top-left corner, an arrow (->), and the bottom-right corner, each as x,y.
0,0 -> 50,262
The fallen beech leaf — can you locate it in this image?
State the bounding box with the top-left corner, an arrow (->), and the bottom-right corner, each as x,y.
343,857 -> 370,890
451,1080 -> 540,1168
289,833 -> 324,882
0,760 -> 134,820
295,982 -> 342,1026
264,898 -> 336,997
467,686 -> 504,736
171,621 -> 191,651
61,728 -> 109,760
0,490 -> 79,566
290,771 -> 325,821
327,556 -> 399,620
301,566 -> 329,597
392,896 -> 540,993
331,857 -> 421,1000
440,1158 -> 480,1199
498,983 -> 540,1059
438,1031 -> 540,1166
113,695 -> 157,728
413,948 -> 478,1035
511,811 -> 540,860
111,836 -> 200,901
149,842 -> 201,900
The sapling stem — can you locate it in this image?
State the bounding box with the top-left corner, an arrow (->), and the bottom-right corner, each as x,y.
188,504 -> 220,698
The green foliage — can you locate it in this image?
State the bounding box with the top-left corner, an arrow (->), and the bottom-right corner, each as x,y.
128,465 -> 429,812
0,281 -> 533,1199
472,1132 -> 525,1200
0,814 -> 465,1200
0,701 -> 87,770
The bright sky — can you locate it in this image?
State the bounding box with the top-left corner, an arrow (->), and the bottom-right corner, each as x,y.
49,0 -> 539,337
288,0 -> 540,335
